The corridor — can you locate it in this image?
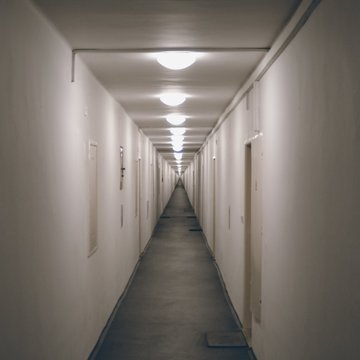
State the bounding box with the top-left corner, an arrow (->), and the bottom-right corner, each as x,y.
93,182 -> 252,360
2,1 -> 360,359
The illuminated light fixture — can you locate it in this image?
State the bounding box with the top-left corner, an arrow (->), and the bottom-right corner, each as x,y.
174,152 -> 182,160
166,114 -> 186,126
172,141 -> 184,148
172,140 -> 183,145
170,128 -> 186,136
157,52 -> 197,70
160,93 -> 186,106
173,145 -> 183,152
171,135 -> 184,143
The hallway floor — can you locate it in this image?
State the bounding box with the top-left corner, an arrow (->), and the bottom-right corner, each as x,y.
93,183 -> 253,360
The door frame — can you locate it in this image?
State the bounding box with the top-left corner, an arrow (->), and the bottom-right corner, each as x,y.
243,134 -> 263,344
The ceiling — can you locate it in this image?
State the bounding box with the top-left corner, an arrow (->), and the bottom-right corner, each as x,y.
32,0 -> 301,171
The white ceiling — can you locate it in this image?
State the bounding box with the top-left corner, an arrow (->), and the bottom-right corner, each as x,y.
32,0 -> 301,171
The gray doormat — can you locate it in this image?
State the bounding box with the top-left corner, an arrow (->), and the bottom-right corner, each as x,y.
206,331 -> 248,348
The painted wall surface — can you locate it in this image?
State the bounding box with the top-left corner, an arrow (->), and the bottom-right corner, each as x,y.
185,1 -> 360,359
137,132 -> 172,254
0,1 -> 174,359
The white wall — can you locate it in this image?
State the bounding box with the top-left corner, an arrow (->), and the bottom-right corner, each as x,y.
0,0 -> 175,358
138,132 -> 158,253
185,1 -> 360,359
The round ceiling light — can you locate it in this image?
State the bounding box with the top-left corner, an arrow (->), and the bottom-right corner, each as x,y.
157,52 -> 197,70
160,93 -> 186,106
174,152 -> 182,160
166,114 -> 186,126
171,135 -> 184,143
170,128 -> 186,136
173,145 -> 183,152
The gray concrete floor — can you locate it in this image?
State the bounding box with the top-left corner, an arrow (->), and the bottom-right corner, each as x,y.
94,182 -> 253,360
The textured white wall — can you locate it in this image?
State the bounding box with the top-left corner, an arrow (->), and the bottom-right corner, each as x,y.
0,0 -> 175,358
185,0 -> 360,359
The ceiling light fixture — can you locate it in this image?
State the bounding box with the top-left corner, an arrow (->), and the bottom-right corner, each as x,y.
172,141 -> 184,147
173,145 -> 183,152
166,114 -> 186,126
170,128 -> 186,136
174,152 -> 182,160
171,135 -> 184,143
160,93 -> 186,106
157,52 -> 197,70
